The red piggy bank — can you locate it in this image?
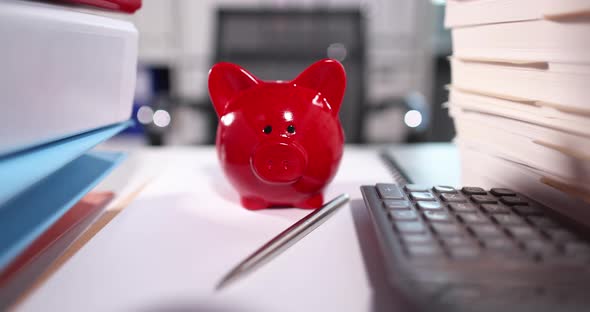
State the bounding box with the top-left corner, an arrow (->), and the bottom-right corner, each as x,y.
208,59 -> 346,210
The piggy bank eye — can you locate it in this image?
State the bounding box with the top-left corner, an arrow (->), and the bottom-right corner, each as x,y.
287,124 -> 296,134
263,125 -> 272,134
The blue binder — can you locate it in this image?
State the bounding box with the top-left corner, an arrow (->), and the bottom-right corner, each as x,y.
0,122 -> 130,271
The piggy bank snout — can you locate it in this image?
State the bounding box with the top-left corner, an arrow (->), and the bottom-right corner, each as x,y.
251,142 -> 307,184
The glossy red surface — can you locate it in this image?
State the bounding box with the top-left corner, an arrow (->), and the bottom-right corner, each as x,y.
59,0 -> 141,13
208,59 -> 346,209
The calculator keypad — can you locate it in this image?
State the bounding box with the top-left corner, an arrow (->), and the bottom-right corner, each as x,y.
372,184 -> 590,264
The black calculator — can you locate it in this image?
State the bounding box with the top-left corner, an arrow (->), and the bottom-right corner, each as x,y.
360,183 -> 590,312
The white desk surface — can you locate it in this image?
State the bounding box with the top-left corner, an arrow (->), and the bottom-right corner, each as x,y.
17,143 -> 457,312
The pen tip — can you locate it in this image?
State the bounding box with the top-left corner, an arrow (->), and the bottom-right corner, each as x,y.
215,281 -> 227,291
215,269 -> 240,291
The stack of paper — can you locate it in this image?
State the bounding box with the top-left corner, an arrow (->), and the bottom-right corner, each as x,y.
445,0 -> 590,224
0,0 -> 138,307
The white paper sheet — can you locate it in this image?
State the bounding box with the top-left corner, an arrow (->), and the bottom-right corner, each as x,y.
17,147 -> 395,312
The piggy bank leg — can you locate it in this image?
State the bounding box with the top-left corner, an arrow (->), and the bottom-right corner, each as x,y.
241,196 -> 270,210
296,193 -> 324,209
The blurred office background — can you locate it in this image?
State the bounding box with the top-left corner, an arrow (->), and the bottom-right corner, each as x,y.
107,0 -> 452,146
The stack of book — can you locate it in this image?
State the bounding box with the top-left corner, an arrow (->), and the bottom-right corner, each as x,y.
0,0 -> 139,307
445,0 -> 590,224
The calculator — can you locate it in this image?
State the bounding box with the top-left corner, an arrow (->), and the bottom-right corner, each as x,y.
360,183 -> 590,312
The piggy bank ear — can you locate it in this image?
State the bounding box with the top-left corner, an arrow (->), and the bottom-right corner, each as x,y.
208,62 -> 260,117
293,59 -> 346,114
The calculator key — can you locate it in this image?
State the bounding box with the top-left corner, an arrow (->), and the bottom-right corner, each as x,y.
461,187 -> 487,195
549,242 -> 590,264
406,244 -> 441,257
485,242 -> 533,260
440,193 -> 467,203
527,216 -> 560,228
513,205 -> 543,216
448,202 -> 478,213
403,233 -> 433,244
563,242 -> 590,254
459,213 -> 491,224
470,225 -> 504,238
484,238 -> 517,251
383,199 -> 411,210
376,183 -> 404,199
439,285 -> 484,303
449,245 -> 481,259
396,221 -> 426,234
493,214 -> 525,226
433,185 -> 457,193
432,223 -> 463,236
442,235 -> 474,246
417,201 -> 442,210
471,195 -> 497,204
490,188 -> 516,196
501,196 -> 528,206
423,210 -> 452,222
544,229 -> 578,242
390,210 -> 418,221
481,204 -> 510,214
523,239 -> 560,256
507,226 -> 539,239
410,192 -> 436,201
405,184 -> 429,192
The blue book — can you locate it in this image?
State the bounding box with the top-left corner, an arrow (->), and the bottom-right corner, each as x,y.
0,122 -> 130,271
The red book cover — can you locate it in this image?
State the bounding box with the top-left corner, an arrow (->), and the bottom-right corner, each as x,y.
57,0 -> 141,13
0,192 -> 114,303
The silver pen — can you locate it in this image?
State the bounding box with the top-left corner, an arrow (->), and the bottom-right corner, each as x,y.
216,193 -> 350,290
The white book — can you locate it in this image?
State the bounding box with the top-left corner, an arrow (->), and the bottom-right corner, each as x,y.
450,58 -> 590,114
459,142 -> 590,227
445,0 -> 590,28
0,0 -> 137,155
451,17 -> 590,64
448,88 -> 590,137
450,106 -> 590,185
449,103 -> 590,161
